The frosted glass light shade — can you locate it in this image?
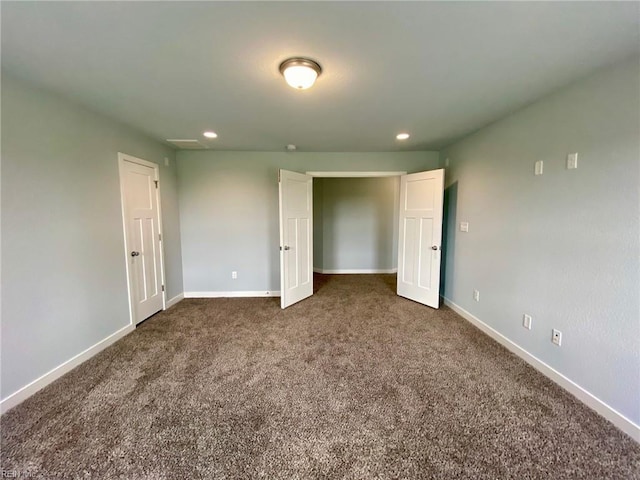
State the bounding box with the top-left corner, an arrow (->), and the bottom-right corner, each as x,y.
279,58 -> 322,90
283,65 -> 318,89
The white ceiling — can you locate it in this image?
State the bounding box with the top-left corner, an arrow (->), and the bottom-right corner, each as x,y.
2,1 -> 638,152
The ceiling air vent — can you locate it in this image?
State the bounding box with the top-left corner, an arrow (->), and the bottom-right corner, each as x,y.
166,139 -> 207,150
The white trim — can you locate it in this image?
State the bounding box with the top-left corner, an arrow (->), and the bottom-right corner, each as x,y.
165,293 -> 184,308
154,164 -> 168,313
117,154 -> 135,327
313,268 -> 398,274
443,297 -> 640,443
306,171 -> 407,178
117,153 -> 159,171
184,291 -> 281,298
118,153 -> 167,325
0,324 -> 135,414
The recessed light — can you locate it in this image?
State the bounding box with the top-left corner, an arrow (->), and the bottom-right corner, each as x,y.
396,133 -> 410,140
203,131 -> 218,139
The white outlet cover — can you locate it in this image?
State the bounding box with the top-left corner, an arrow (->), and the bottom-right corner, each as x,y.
523,314 -> 532,330
460,222 -> 469,232
535,160 -> 544,176
567,153 -> 578,169
552,329 -> 562,346
473,289 -> 480,302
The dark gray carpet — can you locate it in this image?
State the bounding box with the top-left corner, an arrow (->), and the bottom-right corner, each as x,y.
2,274 -> 639,479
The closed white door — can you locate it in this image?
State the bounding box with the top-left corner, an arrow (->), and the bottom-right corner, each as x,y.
119,154 -> 164,323
279,169 -> 313,309
397,169 -> 445,308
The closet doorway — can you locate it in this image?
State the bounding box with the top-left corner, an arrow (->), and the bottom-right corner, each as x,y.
278,170 -> 444,309
312,174 -> 401,276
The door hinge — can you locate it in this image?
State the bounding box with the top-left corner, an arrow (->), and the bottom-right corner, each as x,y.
161,285 -> 165,292
278,170 -> 281,183
158,233 -> 162,241
154,180 -> 159,189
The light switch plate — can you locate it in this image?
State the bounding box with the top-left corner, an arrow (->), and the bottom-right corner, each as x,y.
535,160 -> 544,176
567,153 -> 578,169
460,222 -> 469,232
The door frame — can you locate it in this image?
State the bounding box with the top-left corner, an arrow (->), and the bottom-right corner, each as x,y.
306,171 -> 407,178
304,170 -> 407,274
117,152 -> 167,326
279,170 -> 406,306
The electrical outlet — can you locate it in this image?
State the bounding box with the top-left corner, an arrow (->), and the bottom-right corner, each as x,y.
231,271 -> 237,279
473,289 -> 480,302
535,160 -> 544,176
552,329 -> 562,346
460,222 -> 469,232
567,153 -> 578,169
523,314 -> 532,330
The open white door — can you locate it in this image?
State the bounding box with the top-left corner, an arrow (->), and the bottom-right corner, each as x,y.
397,169 -> 445,308
119,154 -> 165,324
279,169 -> 313,309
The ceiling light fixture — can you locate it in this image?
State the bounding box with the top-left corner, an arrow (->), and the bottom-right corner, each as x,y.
396,133 -> 410,140
203,131 -> 218,138
279,57 -> 322,90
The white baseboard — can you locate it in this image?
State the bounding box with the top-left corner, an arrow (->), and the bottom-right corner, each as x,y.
313,268 -> 398,274
0,324 -> 135,414
165,293 -> 184,308
443,297 -> 640,443
184,291 -> 281,298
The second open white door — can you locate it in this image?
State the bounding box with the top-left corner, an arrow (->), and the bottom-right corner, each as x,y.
279,169 -> 313,309
397,169 -> 445,308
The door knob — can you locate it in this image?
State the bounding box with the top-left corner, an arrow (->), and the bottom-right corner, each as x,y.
131,251 -> 140,257
284,246 -> 291,251
431,245 -> 439,250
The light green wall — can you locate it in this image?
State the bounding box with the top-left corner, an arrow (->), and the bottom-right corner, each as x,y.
314,177 -> 399,272
176,151 -> 439,292
1,73 -> 183,400
440,57 -> 640,425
